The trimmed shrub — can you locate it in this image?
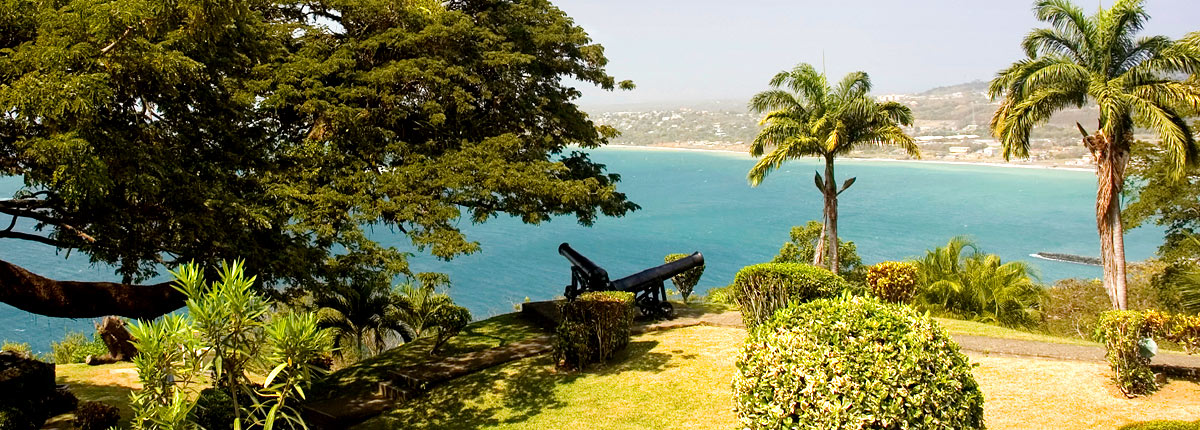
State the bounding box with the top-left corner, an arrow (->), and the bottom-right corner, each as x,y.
664,253 -> 705,303
866,261 -> 919,304
1096,310 -> 1157,396
732,263 -> 847,328
733,295 -> 985,430
554,291 -> 636,370
74,401 -> 120,430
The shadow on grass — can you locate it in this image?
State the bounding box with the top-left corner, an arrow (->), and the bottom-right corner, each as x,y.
313,313 -> 549,401
359,338 -> 701,429
58,379 -> 136,426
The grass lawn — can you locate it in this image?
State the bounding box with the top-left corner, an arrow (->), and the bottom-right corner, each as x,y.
51,362 -> 140,427
933,317 -> 1101,347
314,312 -> 548,400
356,326 -> 743,430
356,324 -> 1200,430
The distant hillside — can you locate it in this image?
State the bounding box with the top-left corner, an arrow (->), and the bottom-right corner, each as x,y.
588,80 -> 1100,148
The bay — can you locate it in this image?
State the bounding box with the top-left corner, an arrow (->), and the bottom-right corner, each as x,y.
0,147 -> 1161,353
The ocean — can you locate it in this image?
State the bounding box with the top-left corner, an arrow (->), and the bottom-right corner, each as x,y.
0,147 -> 1161,354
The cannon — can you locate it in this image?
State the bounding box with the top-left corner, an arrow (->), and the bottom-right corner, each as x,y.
559,243 -> 704,319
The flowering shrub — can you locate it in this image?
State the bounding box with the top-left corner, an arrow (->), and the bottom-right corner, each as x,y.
1098,310 -> 1200,396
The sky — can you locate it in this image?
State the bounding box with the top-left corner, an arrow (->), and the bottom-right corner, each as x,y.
552,0 -> 1200,107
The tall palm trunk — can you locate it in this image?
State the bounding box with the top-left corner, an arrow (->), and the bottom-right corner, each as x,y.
1089,130 -> 1130,310
813,215 -> 827,266
823,155 -> 840,273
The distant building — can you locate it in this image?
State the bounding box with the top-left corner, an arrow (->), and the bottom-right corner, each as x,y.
948,146 -> 971,154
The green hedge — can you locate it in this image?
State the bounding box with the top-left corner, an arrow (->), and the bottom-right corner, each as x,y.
1097,311 -> 1158,396
554,291 -> 636,370
732,263 -> 847,328
733,295 -> 985,430
665,253 -> 705,303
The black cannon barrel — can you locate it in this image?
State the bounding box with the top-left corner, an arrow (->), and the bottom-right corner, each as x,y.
610,252 -> 703,292
558,243 -> 609,280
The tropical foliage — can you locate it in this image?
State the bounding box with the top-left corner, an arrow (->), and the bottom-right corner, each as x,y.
129,261 -> 333,430
316,277 -> 412,362
748,64 -> 917,273
866,261 -> 920,304
664,253 -> 705,303
913,237 -> 1044,328
989,0 -> 1200,310
771,221 -> 865,285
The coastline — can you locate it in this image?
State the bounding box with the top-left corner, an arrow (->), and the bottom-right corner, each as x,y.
601,144 -> 1096,173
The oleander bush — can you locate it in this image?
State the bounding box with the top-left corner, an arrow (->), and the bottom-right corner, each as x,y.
665,253 -> 705,304
733,295 -> 985,430
190,388 -> 236,430
50,331 -> 109,364
554,291 -> 636,370
1097,311 -> 1159,396
867,261 -> 919,304
75,401 -> 121,430
732,263 -> 848,328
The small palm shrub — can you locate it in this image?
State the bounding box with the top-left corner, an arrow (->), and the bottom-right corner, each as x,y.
914,236 -> 1044,328
75,401 -> 121,430
664,253 -> 705,303
732,263 -> 847,328
866,261 -> 919,304
554,291 -> 636,370
733,295 -> 985,430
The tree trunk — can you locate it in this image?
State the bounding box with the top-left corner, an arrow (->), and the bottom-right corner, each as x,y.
0,258 -> 185,319
95,316 -> 137,362
813,213 -> 827,267
1089,130 -> 1130,310
824,156 -> 840,273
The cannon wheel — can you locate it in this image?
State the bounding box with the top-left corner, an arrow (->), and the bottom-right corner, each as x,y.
649,301 -> 673,320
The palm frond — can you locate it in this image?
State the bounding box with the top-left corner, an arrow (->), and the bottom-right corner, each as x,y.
1127,95 -> 1197,176
1023,28 -> 1086,63
1034,0 -> 1096,55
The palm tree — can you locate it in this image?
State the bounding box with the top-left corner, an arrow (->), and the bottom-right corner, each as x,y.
316,279 -> 412,361
748,64 -> 918,273
990,0 -> 1200,310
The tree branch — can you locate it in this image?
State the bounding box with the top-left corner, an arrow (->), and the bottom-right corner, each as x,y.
0,230 -> 68,247
0,258 -> 184,319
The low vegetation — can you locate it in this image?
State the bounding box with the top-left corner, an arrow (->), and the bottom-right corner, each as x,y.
554,292 -> 636,370
913,236 -> 1044,328
734,296 -> 984,429
731,262 -> 848,328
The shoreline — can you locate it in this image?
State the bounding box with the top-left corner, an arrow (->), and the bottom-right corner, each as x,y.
601,144 -> 1096,173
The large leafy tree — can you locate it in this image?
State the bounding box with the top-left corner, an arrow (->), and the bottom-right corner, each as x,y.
989,0 -> 1200,310
748,64 -> 917,273
0,0 -> 636,319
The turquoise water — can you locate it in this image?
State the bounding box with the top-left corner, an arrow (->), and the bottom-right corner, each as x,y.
0,148 -> 1161,353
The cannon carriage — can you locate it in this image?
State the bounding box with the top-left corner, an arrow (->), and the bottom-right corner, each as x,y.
558,243 -> 704,319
